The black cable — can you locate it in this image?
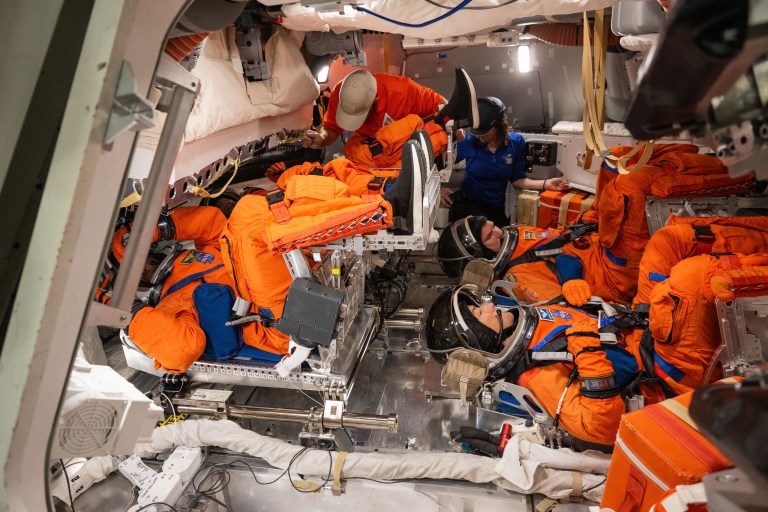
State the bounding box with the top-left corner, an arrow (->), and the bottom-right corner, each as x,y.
582,476 -> 607,493
421,0 -> 520,10
343,476 -> 413,484
59,459 -> 76,512
287,448 -> 334,493
134,503 -> 178,512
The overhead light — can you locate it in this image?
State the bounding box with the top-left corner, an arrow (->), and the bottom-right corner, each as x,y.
518,45 -> 531,72
316,64 -> 330,83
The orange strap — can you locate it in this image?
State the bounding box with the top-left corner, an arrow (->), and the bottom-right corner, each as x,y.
718,254 -> 743,270
267,190 -> 292,224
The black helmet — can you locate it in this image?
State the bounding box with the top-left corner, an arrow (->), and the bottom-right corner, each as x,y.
437,216 -> 519,278
469,97 -> 506,137
425,284 -> 531,379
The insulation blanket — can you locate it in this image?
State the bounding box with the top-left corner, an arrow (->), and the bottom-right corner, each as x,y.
134,419 -> 608,501
184,27 -> 319,143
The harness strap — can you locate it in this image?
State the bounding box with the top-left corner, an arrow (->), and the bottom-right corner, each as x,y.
364,137 -> 384,157
692,224 -> 716,243
266,189 -> 291,223
367,175 -> 387,192
504,223 -> 597,271
160,263 -> 224,301
332,451 -> 348,495
508,335 -> 569,382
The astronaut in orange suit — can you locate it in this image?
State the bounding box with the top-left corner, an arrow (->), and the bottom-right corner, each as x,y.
219,139 -> 428,355
112,206 -> 278,373
437,215 -> 635,305
426,279 -> 663,449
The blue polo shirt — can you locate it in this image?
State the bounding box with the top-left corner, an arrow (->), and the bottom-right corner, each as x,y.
457,132 -> 527,207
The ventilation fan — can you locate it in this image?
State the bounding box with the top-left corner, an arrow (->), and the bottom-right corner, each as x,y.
51,359 -> 164,459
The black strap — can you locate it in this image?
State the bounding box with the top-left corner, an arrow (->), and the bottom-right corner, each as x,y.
634,302 -> 650,318
503,223 -> 598,272
507,335 -> 569,382
692,224 -> 716,242
367,176 -> 387,191
308,167 -> 324,176
266,189 -> 285,205
364,137 -> 383,157
629,328 -> 677,399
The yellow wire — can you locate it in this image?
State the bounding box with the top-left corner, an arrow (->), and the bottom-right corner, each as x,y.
117,155 -> 241,207
187,155 -> 240,198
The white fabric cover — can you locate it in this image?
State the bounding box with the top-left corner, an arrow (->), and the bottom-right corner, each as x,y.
552,120 -> 632,137
495,434 -> 610,501
184,27 -> 319,143
280,0 -> 620,40
134,419 -> 607,501
50,456 -> 118,504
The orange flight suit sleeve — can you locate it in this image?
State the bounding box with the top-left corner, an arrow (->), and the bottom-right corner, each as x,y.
518,319 -> 626,446
128,295 -> 206,373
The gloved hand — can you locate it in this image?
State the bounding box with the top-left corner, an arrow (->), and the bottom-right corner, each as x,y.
265,161 -> 287,183
566,319 -> 619,399
562,279 -> 591,306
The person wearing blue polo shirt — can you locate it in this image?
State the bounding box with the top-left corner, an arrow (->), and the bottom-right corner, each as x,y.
440,96 -> 569,227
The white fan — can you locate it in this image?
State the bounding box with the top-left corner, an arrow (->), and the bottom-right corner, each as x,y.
52,359 -> 163,458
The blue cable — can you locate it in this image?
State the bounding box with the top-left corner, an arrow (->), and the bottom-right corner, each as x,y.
354,0 -> 473,29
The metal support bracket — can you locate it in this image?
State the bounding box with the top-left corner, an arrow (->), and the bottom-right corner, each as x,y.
103,61 -> 155,145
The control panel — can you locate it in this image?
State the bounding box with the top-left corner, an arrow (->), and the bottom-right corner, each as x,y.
525,141 -> 558,172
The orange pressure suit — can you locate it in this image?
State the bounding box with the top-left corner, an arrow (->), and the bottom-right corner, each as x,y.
500,144 -> 754,305
595,144 -> 754,279
634,215 -> 768,306
278,115 -> 447,193
648,252 -> 768,395
510,303 -> 662,447
220,173 -> 394,354
117,207 -> 269,373
501,228 -> 637,305
342,114 -> 448,171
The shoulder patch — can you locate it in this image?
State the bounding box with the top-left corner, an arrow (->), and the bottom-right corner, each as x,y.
194,251 -> 215,264
524,230 -> 535,240
536,308 -> 554,322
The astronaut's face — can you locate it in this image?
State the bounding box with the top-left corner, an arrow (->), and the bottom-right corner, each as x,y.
480,220 -> 504,253
467,302 -> 515,333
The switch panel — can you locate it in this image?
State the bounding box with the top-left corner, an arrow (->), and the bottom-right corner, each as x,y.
525,141 -> 558,172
